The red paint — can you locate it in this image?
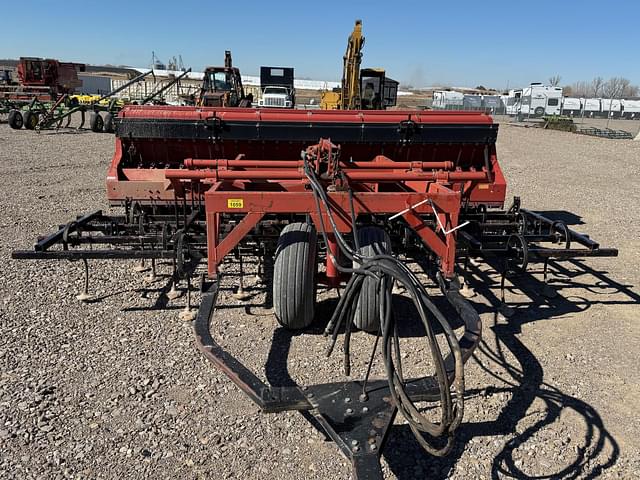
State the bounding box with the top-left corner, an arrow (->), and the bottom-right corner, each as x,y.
105,105 -> 508,280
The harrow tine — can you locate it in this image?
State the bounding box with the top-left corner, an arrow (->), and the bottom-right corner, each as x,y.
253,247 -> 265,285
76,259 -> 93,302
178,274 -> 197,321
233,250 -> 251,300
498,265 -> 515,319
459,257 -> 476,298
133,259 -> 147,272
166,255 -> 182,300
144,258 -> 158,283
541,259 -> 557,298
166,277 -> 181,300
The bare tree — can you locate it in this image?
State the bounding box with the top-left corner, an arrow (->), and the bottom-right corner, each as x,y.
591,76 -> 604,97
626,84 -> 639,97
602,77 -> 626,127
571,80 -> 589,97
603,77 -> 625,99
618,78 -> 631,97
548,75 -> 562,86
562,85 -> 573,96
570,76 -> 638,99
616,78 -> 639,97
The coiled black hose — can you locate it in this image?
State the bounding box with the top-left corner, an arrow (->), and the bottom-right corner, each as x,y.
303,157 -> 465,456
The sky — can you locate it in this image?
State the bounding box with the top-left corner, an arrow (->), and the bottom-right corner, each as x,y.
1,0 -> 638,90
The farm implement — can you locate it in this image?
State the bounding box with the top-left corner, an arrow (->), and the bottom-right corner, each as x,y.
5,68 -> 191,133
12,106 -> 617,478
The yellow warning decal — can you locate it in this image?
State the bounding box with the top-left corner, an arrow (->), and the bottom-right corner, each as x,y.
227,198 -> 244,209
478,184 -> 489,190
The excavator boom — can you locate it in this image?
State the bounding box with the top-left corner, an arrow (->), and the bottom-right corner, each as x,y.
321,20 -> 396,110
340,19 -> 364,109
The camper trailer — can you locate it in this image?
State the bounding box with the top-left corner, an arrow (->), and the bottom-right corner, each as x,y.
505,89 -> 522,115
432,90 -> 464,110
482,95 -> 502,113
622,99 -> 640,119
601,98 -> 622,118
462,94 -> 482,110
582,98 -> 601,117
561,97 -> 582,117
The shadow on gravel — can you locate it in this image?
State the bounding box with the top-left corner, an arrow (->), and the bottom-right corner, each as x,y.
262,258 -> 628,479
532,210 -> 585,226
382,310 -> 620,479
41,129 -> 91,135
383,259 -> 628,480
103,251 -> 630,478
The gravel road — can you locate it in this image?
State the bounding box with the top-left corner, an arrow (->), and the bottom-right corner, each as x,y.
1,122 -> 639,479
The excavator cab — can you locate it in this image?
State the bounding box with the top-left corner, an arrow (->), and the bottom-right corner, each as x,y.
360,68 -> 398,110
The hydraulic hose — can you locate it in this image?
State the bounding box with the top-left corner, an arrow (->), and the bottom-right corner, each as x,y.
302,157 -> 465,456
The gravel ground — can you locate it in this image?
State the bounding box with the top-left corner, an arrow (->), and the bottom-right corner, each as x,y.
1,122 -> 639,479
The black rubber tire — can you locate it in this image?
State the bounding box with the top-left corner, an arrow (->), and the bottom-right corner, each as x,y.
534,107 -> 545,117
8,110 -> 23,129
23,110 -> 38,130
353,226 -> 392,332
89,112 -> 104,132
103,113 -> 114,133
273,222 -> 317,330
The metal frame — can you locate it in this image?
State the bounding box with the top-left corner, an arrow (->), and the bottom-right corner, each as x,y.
192,272 -> 482,479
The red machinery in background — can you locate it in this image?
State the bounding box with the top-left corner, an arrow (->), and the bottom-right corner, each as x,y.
1,57 -> 85,102
13,105 -> 617,479
17,57 -> 85,96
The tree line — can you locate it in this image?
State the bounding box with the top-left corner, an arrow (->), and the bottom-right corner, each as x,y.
549,76 -> 639,98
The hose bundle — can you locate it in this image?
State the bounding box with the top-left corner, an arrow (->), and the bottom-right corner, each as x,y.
303,157 -> 465,456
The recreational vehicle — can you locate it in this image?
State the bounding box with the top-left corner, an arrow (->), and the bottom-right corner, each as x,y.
506,83 -> 563,117
520,83 -> 563,116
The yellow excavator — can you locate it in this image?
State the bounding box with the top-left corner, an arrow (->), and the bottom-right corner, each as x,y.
320,20 -> 398,110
